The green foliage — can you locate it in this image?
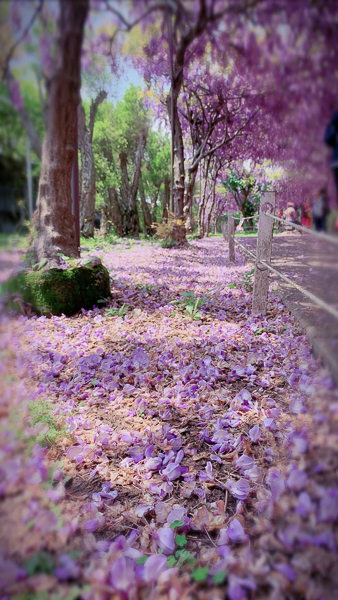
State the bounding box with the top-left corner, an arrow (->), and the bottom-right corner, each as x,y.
192,566 -> 209,582
0,233 -> 28,250
171,291 -> 210,320
105,303 -> 128,319
175,534 -> 188,547
80,234 -> 118,251
176,549 -> 196,566
137,556 -> 148,565
170,519 -> 185,530
160,238 -> 177,248
0,80 -> 43,174
212,571 -> 227,585
28,399 -> 66,448
24,551 -> 55,576
241,268 -> 255,292
222,169 -> 269,221
135,283 -> 161,293
167,555 -> 177,568
93,84 -> 150,209
167,549 -> 196,568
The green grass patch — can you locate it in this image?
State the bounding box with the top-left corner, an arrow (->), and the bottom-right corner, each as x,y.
27,398 -> 67,449
0,232 -> 29,250
234,231 -> 257,236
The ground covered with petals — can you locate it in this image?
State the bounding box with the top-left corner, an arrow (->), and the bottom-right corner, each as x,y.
1,238 -> 338,600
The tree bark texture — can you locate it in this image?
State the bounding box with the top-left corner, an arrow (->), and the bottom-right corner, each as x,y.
139,179 -> 153,236
78,90 -> 107,238
119,129 -> 147,236
31,0 -> 89,266
162,176 -> 170,222
110,187 -> 123,236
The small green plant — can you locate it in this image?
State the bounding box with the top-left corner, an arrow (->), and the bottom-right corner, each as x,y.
105,304 -> 128,319
176,549 -> 196,567
187,231 -> 201,240
167,555 -> 177,568
167,549 -> 196,569
175,534 -> 187,547
28,399 -> 66,448
170,519 -> 185,530
24,551 -> 55,576
57,253 -> 76,267
160,237 -> 177,248
171,291 -> 210,320
254,325 -> 276,336
135,284 -> 161,293
212,571 -> 227,585
241,268 -> 255,292
192,566 -> 209,582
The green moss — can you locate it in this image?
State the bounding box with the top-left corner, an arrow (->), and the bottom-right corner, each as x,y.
1,264 -> 110,316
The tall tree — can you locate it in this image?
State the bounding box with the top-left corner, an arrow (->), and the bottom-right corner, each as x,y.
31,0 -> 89,266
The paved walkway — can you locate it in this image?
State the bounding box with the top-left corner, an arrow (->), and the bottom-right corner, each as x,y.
236,232 -> 338,385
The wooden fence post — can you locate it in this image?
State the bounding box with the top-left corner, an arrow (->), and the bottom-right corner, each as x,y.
228,209 -> 235,262
252,191 -> 276,315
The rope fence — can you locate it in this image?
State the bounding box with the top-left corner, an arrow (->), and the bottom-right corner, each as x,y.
232,237 -> 338,321
226,192 -> 338,320
265,212 -> 338,246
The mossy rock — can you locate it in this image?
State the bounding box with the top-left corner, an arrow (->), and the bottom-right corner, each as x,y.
1,264 -> 110,316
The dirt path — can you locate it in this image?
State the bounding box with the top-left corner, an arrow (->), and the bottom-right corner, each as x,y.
235,232 -> 338,385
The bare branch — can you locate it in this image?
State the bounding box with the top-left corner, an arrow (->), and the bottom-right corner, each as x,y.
2,0 -> 44,79
200,107 -> 260,162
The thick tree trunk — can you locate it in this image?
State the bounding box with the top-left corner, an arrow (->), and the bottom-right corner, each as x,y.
78,90 -> 107,238
31,0 -> 89,266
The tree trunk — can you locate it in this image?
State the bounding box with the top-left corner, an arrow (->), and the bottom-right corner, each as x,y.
100,197 -> 109,236
110,187 -> 123,236
119,129 -> 147,237
184,166 -> 198,233
31,0 -> 89,266
206,174 -> 219,236
166,95 -> 186,244
139,180 -> 153,236
162,176 -> 170,222
78,90 -> 107,238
